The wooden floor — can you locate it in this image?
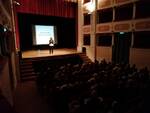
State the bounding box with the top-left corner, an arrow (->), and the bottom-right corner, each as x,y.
22,48 -> 80,58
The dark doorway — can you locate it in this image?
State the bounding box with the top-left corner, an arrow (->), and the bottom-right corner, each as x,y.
112,32 -> 131,64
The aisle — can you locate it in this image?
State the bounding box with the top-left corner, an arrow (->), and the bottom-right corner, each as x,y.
14,81 -> 55,113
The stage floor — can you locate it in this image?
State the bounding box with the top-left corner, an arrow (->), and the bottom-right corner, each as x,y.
22,48 -> 80,58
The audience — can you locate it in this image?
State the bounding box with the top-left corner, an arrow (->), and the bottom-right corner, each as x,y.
33,58 -> 150,113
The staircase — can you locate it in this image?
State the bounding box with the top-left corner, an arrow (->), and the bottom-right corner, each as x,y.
79,53 -> 92,64
19,53 -> 91,82
20,59 -> 37,82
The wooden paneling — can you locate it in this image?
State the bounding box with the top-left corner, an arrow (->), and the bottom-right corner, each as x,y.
134,18 -> 150,31
96,23 -> 112,33
96,46 -> 112,62
83,0 -> 91,4
115,0 -> 131,3
113,21 -> 132,32
1,0 -> 11,14
114,0 -> 133,5
130,48 -> 150,69
83,25 -> 91,34
97,0 -> 113,9
0,0 -> 11,29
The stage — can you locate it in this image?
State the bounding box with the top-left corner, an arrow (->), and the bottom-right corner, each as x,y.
22,48 -> 80,59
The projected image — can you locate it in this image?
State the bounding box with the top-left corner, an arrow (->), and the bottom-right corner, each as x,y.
32,25 -> 57,45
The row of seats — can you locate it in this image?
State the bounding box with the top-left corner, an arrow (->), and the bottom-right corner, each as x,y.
33,59 -> 150,113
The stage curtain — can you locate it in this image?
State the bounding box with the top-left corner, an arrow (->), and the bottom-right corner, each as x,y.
15,0 -> 76,18
13,0 -> 77,50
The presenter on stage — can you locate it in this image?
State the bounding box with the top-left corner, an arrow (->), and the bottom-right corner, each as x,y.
49,37 -> 54,54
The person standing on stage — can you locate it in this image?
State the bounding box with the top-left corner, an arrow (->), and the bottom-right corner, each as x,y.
49,37 -> 54,54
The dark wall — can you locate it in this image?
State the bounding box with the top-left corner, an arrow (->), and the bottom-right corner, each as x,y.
17,13 -> 76,51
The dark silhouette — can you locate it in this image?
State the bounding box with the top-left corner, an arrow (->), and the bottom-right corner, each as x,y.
49,37 -> 54,54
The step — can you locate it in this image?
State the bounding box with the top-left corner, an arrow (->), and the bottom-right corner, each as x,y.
79,54 -> 86,57
20,68 -> 34,73
20,62 -> 32,66
21,72 -> 37,77
82,57 -> 90,60
20,65 -> 33,69
20,59 -> 32,62
21,76 -> 37,82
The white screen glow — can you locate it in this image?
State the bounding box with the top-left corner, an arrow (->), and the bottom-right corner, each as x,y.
34,25 -> 55,45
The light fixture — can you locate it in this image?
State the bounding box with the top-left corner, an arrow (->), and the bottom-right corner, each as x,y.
13,0 -> 20,6
4,27 -> 7,32
83,1 -> 95,14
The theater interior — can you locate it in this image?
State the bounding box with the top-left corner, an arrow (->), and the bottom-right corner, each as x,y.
0,0 -> 150,113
